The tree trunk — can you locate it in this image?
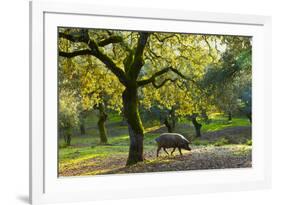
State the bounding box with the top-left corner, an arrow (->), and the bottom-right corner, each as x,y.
191,115 -> 202,137
80,123 -> 86,135
164,118 -> 173,133
97,102 -> 108,144
163,107 -> 176,133
122,87 -> 144,166
79,112 -> 86,135
64,133 -> 71,146
228,112 -> 232,121
202,110 -> 210,124
170,106 -> 176,131
246,112 -> 252,123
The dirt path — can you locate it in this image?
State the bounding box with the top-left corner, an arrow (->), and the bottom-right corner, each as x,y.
59,145 -> 251,176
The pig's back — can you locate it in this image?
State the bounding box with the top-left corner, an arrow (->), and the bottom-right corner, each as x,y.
155,133 -> 179,148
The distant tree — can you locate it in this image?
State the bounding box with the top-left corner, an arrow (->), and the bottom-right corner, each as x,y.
59,52 -> 124,144
239,86 -> 252,122
163,106 -> 177,133
78,111 -> 87,135
59,90 -> 80,146
177,82 -> 213,138
202,37 -> 252,122
214,82 -> 240,121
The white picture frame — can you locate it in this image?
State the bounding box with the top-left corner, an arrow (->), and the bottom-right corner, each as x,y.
29,0 -> 272,204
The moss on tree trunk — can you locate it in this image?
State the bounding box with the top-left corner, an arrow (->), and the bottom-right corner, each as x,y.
64,133 -> 71,146
191,114 -> 202,137
228,112 -> 232,121
79,112 -> 87,135
122,87 -> 144,166
164,107 -> 176,133
80,123 -> 86,135
164,118 -> 173,133
202,110 -> 210,124
97,102 -> 108,144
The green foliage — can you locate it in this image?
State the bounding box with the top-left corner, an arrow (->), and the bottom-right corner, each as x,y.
59,89 -> 80,145
59,28 -> 252,126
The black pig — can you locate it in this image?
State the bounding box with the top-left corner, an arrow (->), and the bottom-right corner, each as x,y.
155,133 -> 191,157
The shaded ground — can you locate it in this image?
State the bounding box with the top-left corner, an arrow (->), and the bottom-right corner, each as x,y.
202,126 -> 251,143
59,145 -> 251,176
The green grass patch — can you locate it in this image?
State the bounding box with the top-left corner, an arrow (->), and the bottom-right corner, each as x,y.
177,113 -> 250,134
59,133 -> 158,163
202,116 -> 250,132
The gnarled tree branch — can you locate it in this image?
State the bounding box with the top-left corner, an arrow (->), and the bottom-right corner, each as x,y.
137,66 -> 196,88
58,30 -> 128,86
202,35 -> 215,62
59,49 -> 92,58
137,67 -> 171,87
169,67 -> 196,84
152,33 -> 177,43
98,36 -> 123,47
59,32 -> 85,42
129,32 -> 150,79
152,78 -> 177,89
59,32 -> 123,47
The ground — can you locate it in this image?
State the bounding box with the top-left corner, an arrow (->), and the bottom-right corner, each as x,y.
59,145 -> 251,176
59,114 -> 252,177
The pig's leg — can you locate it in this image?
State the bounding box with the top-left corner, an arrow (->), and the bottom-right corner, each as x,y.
171,147 -> 176,155
163,148 -> 169,155
156,147 -> 161,157
178,147 -> 183,155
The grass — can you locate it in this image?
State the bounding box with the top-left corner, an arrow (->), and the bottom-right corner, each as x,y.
177,113 -> 250,133
58,134 -> 157,174
201,114 -> 250,132
213,137 -> 230,146
59,112 -> 251,153
192,139 -> 210,146
59,112 -> 252,175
